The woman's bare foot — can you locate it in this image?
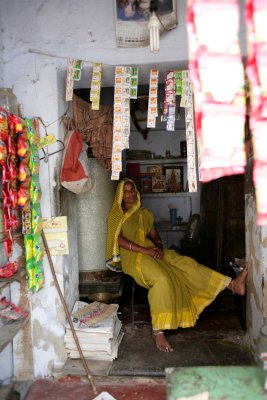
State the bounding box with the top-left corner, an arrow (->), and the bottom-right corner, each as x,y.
229,264 -> 248,296
152,330 -> 174,353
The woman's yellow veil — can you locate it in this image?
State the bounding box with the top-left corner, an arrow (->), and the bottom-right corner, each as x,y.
106,178 -> 140,271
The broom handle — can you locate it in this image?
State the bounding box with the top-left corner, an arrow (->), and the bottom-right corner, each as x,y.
41,230 -> 98,396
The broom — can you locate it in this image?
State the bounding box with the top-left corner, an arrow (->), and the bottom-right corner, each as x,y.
41,230 -> 116,400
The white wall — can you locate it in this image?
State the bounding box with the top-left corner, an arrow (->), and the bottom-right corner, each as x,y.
0,0 -> 191,377
0,6 -> 4,87
0,0 -> 264,377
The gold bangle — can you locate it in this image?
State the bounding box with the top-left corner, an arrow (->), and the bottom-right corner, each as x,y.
129,242 -> 133,251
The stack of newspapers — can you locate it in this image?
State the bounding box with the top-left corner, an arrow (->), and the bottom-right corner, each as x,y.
64,300 -> 124,361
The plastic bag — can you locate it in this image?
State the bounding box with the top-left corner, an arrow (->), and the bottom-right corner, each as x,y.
60,130 -> 94,194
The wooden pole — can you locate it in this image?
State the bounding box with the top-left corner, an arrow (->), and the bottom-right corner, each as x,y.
41,230 -> 98,396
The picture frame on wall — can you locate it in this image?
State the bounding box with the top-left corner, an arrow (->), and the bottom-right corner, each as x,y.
152,174 -> 166,193
163,166 -> 183,192
141,174 -> 153,193
114,0 -> 178,49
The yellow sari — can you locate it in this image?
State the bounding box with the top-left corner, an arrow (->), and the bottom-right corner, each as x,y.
106,179 -> 231,330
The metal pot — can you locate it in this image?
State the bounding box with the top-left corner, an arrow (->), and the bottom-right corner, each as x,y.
87,292 -> 119,303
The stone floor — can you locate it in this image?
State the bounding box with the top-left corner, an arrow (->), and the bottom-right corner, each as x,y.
2,283 -> 257,400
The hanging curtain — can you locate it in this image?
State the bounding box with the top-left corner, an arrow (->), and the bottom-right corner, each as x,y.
73,94 -> 113,170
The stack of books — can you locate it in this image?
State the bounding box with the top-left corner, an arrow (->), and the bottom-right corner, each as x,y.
64,300 -> 123,361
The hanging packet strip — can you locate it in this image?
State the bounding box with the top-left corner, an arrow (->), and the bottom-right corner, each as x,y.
164,70 -> 176,131
111,66 -> 130,180
111,65 -> 138,179
184,82 -> 198,191
174,71 -> 182,96
65,59 -> 83,101
90,63 -> 102,110
72,60 -> 83,81
177,70 -> 198,192
181,70 -> 192,108
0,111 -> 24,258
65,58 -> 75,101
147,69 -> 159,128
24,118 -> 44,291
130,67 -> 138,99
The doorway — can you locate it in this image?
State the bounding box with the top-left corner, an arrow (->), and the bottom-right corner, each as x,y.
60,88 -> 252,378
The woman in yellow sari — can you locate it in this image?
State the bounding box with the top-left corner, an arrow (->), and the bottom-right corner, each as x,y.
106,179 -> 248,352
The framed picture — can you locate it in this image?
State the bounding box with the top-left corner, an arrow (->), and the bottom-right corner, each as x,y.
163,166 -> 183,192
152,174 -> 166,193
141,174 -> 153,193
114,0 -> 178,48
146,165 -> 163,175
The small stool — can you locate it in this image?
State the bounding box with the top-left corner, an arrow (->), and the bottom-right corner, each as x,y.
130,278 -> 150,329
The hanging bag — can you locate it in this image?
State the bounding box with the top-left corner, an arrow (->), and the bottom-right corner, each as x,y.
60,130 -> 94,194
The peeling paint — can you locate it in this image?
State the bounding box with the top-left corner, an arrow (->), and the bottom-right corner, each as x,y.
32,308 -> 67,376
246,193 -> 267,346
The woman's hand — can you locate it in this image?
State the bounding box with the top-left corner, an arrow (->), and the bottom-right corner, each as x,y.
147,228 -> 164,252
155,241 -> 163,250
118,233 -> 164,260
147,247 -> 164,260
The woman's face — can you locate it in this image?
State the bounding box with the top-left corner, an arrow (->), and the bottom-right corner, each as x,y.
122,181 -> 137,210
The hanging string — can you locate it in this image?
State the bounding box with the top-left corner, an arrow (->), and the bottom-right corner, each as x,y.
36,106 -> 70,130
28,48 -> 116,66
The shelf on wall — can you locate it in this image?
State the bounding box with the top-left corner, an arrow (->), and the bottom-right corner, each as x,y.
0,315 -> 30,353
155,221 -> 188,233
126,158 -> 187,165
0,268 -> 26,291
141,192 -> 193,198
0,267 -> 29,354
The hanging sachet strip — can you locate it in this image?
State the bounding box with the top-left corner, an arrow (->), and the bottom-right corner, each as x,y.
123,66 -> 132,149
23,118 -> 44,291
111,66 -> 125,180
183,71 -> 198,192
147,69 -> 159,128
245,0 -> 267,224
65,58 -> 75,101
164,70 -> 176,131
65,59 -> 83,101
130,67 -> 138,100
72,60 -> 83,81
111,66 -> 137,180
0,109 -> 20,259
187,0 -> 246,183
90,62 -> 102,110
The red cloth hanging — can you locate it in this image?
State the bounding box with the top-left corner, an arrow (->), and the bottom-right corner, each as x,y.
60,130 -> 94,194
